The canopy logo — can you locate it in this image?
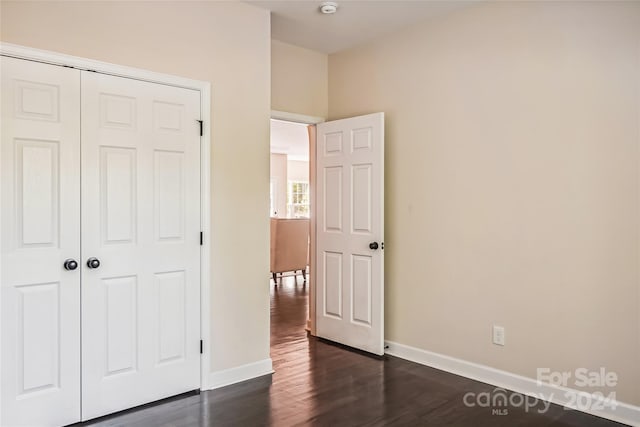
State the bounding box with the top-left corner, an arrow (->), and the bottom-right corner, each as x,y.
462,368 -> 619,416
462,388 -> 551,415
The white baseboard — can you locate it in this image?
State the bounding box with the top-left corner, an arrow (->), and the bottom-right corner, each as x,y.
385,341 -> 640,426
205,358 -> 274,390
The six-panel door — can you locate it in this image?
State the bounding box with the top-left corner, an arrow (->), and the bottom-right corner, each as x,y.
80,72 -> 201,420
1,56 -> 202,425
1,56 -> 82,426
316,113 -> 385,355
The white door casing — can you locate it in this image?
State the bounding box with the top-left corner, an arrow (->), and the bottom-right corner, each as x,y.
0,56 -> 81,426
316,113 -> 385,355
80,72 -> 202,420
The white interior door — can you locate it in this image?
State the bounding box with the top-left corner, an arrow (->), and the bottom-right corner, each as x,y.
80,72 -> 201,420
1,56 -> 81,426
316,113 -> 385,355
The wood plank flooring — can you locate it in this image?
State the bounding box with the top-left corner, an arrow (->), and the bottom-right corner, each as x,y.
84,276 -> 625,426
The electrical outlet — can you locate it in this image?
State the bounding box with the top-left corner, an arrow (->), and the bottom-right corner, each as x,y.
492,325 -> 505,346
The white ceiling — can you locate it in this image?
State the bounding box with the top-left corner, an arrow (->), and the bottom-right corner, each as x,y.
270,119 -> 310,161
247,0 -> 473,54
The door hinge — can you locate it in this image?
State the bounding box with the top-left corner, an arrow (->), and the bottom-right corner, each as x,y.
200,340 -> 204,354
197,120 -> 203,136
200,232 -> 203,245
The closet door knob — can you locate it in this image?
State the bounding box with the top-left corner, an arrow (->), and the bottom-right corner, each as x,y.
369,242 -> 379,250
63,259 -> 78,271
87,257 -> 101,269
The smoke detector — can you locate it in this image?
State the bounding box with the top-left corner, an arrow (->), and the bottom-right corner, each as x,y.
319,2 -> 338,14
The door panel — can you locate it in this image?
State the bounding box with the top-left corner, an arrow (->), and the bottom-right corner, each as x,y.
17,140 -> 59,245
316,113 -> 384,355
1,56 -> 81,427
104,275 -> 138,376
351,254 -> 372,325
324,251 -> 343,318
80,72 -> 201,420
323,166 -> 343,231
154,150 -> 185,240
101,146 -> 137,244
155,270 -> 187,364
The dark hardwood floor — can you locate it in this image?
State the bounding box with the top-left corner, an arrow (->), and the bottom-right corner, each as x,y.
84,276 -> 625,427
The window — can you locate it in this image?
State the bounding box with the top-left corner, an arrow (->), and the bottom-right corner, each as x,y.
287,181 -> 310,218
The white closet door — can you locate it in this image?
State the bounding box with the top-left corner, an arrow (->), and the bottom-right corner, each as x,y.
80,72 -> 201,420
1,56 -> 81,426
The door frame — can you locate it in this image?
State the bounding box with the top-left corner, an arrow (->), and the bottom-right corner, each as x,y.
0,43 -> 213,392
270,110 -> 324,335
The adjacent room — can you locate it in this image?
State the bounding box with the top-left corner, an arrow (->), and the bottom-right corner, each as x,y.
1,1 -> 639,426
269,117 -> 312,348
269,118 -> 310,284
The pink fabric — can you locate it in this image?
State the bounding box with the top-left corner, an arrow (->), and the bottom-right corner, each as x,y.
270,218 -> 310,274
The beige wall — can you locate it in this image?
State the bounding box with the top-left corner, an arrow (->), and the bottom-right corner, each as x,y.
271,40 -> 328,118
329,1 -> 640,406
1,1 -> 271,374
270,153 -> 288,218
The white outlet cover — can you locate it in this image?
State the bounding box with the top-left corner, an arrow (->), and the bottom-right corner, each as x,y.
492,325 -> 505,346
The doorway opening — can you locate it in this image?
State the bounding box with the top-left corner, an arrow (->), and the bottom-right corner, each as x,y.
269,112 -> 322,350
